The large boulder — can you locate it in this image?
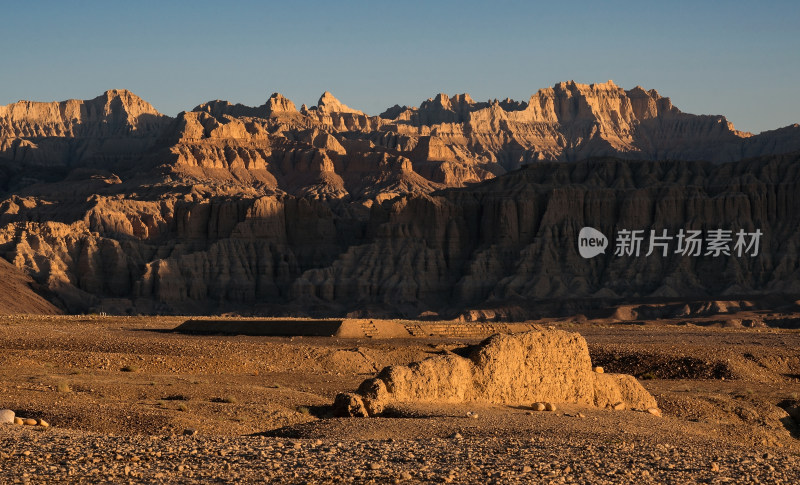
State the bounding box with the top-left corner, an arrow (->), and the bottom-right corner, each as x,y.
333,329 -> 657,416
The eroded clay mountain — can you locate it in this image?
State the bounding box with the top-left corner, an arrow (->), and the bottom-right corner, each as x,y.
0,81 -> 798,316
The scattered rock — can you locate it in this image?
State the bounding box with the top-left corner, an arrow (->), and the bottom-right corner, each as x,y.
0,409 -> 14,424
611,402 -> 626,411
545,402 -> 557,412
332,393 -> 369,417
647,407 -> 662,417
450,432 -> 463,440
368,462 -> 382,470
13,417 -> 23,426
23,418 -> 37,426
183,428 -> 197,436
38,419 -> 49,428
466,411 -> 479,419
532,402 -> 546,411
593,366 -> 604,373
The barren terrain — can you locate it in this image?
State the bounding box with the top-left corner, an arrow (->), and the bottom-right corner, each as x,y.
1,313 -> 799,483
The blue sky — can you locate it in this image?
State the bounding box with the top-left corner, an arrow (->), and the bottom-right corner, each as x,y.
1,0 -> 798,133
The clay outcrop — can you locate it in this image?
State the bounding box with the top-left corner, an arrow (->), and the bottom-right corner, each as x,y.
333,329 -> 657,416
0,83 -> 798,314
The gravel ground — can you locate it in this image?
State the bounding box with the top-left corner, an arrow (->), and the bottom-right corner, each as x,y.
1,315 -> 799,483
1,424 -> 799,484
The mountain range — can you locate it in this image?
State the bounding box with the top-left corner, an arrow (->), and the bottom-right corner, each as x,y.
1,80 -> 798,317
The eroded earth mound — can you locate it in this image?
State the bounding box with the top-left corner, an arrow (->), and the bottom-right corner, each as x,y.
333,329 -> 657,416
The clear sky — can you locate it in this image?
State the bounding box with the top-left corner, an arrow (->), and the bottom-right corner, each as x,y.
1,0 -> 798,133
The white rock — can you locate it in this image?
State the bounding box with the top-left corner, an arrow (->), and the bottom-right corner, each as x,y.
0,409 -> 14,424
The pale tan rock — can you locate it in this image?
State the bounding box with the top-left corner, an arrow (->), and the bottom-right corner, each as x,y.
647,407 -> 662,417
0,409 -> 14,424
593,366 -> 604,374
38,419 -> 49,427
531,402 -> 546,411
13,417 -> 23,425
23,418 -> 37,426
544,402 -> 557,412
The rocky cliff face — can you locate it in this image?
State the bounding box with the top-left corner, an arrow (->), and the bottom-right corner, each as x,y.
0,82 -> 798,315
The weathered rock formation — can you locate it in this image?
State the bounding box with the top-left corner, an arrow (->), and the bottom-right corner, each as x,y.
0,82 -> 798,315
333,329 -> 657,416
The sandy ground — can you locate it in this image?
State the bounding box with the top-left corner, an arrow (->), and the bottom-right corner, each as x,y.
1,314 -> 799,483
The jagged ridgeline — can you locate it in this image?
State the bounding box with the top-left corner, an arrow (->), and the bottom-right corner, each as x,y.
0,81 -> 799,316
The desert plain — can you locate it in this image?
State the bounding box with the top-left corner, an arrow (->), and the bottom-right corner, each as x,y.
1,311 -> 799,484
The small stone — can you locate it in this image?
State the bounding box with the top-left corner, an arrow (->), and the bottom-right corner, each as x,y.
593,366 -> 604,373
368,462 -> 382,470
13,417 -> 24,425
38,419 -> 49,428
711,462 -> 720,472
612,402 -> 626,411
23,418 -> 37,426
450,432 -> 463,439
0,409 -> 14,424
183,428 -> 197,436
576,412 -> 585,418
531,402 -> 546,411
399,471 -> 413,480
522,465 -> 532,473
646,407 -> 662,417
544,402 -> 557,412
466,411 -> 479,419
